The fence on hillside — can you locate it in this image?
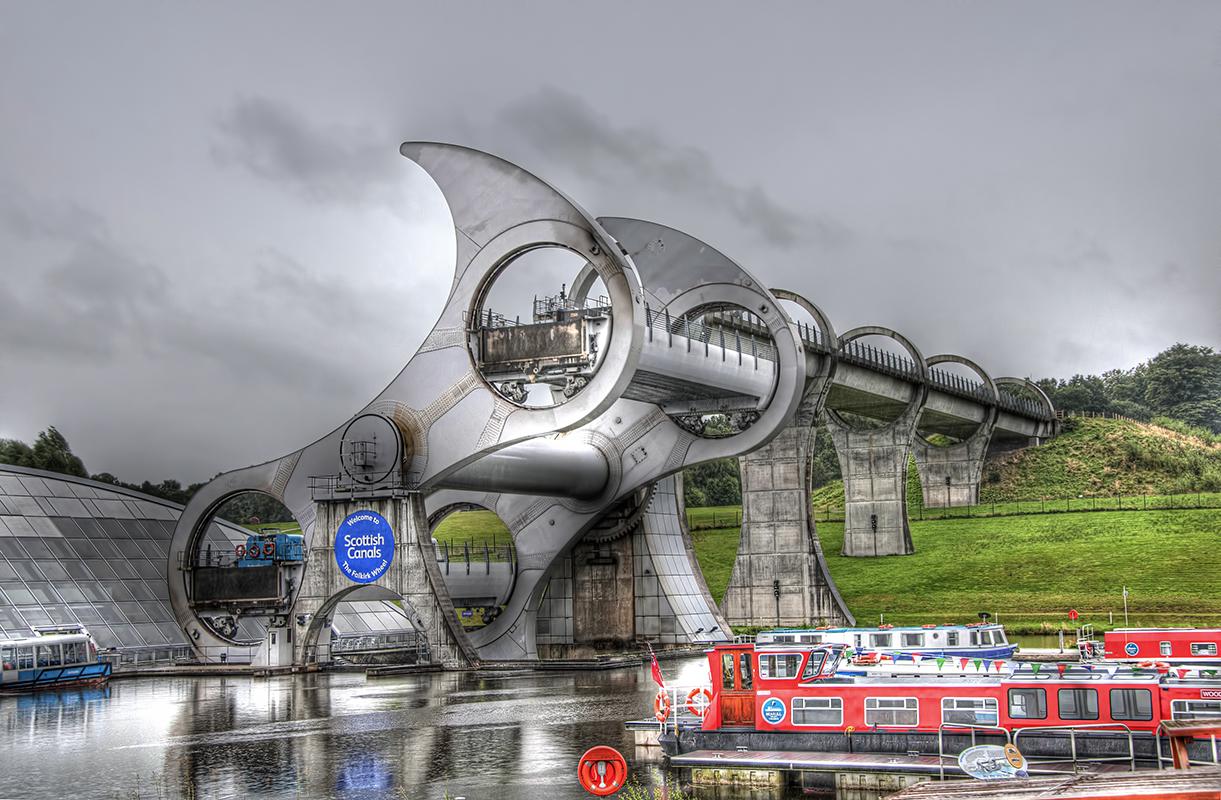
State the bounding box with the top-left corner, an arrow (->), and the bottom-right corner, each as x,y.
687,490 -> 1221,529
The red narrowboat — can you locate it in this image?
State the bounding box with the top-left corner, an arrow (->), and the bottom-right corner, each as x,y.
1103,628 -> 1221,664
673,642 -> 1221,767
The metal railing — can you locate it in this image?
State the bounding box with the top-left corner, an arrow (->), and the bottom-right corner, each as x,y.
308,473 -> 414,500
937,722 -> 1011,780
1012,722 -> 1137,772
653,682 -> 715,735
435,540 -> 517,571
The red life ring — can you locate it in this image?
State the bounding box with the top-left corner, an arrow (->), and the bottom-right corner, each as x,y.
685,687 -> 713,717
235,544 -> 246,558
653,690 -> 672,722
577,745 -> 628,797
263,541 -> 275,557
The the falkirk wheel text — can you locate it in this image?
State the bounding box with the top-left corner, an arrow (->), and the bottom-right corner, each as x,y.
167,143 -> 1059,668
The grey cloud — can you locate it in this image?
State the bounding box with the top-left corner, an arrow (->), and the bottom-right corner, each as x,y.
211,96 -> 403,207
497,87 -> 852,250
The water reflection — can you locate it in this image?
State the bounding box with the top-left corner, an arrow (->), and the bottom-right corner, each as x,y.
0,658 -> 889,799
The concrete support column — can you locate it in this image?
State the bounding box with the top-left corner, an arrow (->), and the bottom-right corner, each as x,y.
913,429 -> 995,507
824,408 -> 920,557
292,494 -> 475,668
723,423 -> 855,626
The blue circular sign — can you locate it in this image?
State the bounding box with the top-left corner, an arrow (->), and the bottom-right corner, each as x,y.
335,510 -> 395,584
761,697 -> 786,725
1124,642 -> 1139,657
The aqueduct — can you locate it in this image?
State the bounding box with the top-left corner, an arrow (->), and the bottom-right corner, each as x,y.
167,144 -> 1057,667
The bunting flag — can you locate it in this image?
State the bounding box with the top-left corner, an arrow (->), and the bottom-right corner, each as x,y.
994,660 -> 1004,673
1056,663 -> 1067,676
959,658 -> 969,670
1176,668 -> 1190,680
1082,664 -> 1094,672
1205,670 -> 1218,678
973,659 -> 983,672
982,659 -> 992,672
914,653 -> 924,664
936,657 -> 946,670
1030,663 -> 1042,675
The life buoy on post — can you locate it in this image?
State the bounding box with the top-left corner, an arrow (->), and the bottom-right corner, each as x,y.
263,541 -> 275,557
685,687 -> 713,717
576,745 -> 628,797
235,544 -> 246,558
653,689 -> 672,722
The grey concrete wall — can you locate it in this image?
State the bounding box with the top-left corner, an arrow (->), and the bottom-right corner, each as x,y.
825,408 -> 920,557
572,534 -> 635,645
293,495 -> 475,668
722,424 -> 855,627
912,425 -> 995,508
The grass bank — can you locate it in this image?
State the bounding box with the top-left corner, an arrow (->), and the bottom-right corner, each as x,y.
689,508 -> 1221,631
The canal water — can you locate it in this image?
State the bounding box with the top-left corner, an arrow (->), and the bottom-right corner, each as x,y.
0,657 -> 890,800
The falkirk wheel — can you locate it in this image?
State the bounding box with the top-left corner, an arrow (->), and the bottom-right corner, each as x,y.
168,143 -> 1057,668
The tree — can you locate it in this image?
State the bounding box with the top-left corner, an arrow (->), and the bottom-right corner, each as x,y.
1143,344 -> 1221,422
0,426 -> 87,476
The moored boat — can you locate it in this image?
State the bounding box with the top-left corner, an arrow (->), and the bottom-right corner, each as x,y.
756,621 -> 1017,660
652,640 -> 1221,769
1099,627 -> 1221,665
0,625 -> 112,694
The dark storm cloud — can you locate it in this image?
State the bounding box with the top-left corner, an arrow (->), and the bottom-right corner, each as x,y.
212,96 -> 403,207
497,88 -> 852,250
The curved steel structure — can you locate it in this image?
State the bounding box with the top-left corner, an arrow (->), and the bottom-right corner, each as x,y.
167,143 -> 1058,665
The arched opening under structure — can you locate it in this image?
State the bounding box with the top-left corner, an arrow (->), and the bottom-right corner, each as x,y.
916,358 -> 996,448
827,332 -> 924,431
300,584 -> 430,666
429,505 -> 517,631
184,491 -> 304,648
471,245 -> 611,408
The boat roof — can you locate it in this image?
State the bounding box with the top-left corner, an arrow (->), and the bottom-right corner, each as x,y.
1108,628 -> 1221,634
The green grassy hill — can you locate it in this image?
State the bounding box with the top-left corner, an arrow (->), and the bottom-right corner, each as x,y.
981,416 -> 1221,499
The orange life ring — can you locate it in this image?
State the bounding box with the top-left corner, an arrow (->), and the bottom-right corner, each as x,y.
262,541 -> 275,557
653,690 -> 672,722
922,624 -> 936,629
685,687 -> 713,717
235,544 -> 246,558
577,746 -> 628,797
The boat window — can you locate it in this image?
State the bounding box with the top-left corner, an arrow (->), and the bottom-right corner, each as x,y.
739,653 -> 752,689
854,634 -> 862,649
1109,689 -> 1153,721
39,644 -> 62,667
942,697 -> 999,726
793,697 -> 843,726
993,630 -> 1007,644
759,653 -> 802,680
1,645 -> 12,670
801,634 -> 822,644
721,653 -> 735,690
1008,688 -> 1047,719
17,647 -> 34,670
1171,700 -> 1221,721
946,632 -> 959,646
980,630 -> 994,646
800,652 -> 827,681
774,634 -> 795,643
62,640 -> 86,665
1159,641 -> 1172,657
1058,688 -> 1099,720
869,634 -> 892,648
901,633 -> 923,648
970,631 -> 980,646
1190,642 -> 1218,656
864,697 -> 918,727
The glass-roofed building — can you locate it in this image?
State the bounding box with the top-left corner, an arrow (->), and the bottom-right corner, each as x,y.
0,464 -> 416,666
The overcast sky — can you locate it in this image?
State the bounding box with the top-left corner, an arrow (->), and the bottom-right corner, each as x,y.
2,2 -> 1219,483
